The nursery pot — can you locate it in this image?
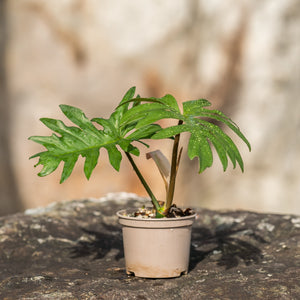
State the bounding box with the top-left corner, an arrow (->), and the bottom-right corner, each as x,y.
117,209 -> 196,278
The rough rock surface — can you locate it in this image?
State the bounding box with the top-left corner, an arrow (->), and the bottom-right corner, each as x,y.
0,193 -> 299,299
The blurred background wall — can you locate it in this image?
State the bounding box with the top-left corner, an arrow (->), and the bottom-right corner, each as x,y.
1,0 -> 299,216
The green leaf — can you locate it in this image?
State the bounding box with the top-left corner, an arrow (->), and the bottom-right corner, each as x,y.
92,118 -> 118,135
199,109 -> 251,152
61,155 -> 78,183
83,148 -> 100,179
119,86 -> 136,106
135,110 -> 181,129
196,123 -> 228,171
156,94 -> 180,112
29,87 -> 161,182
182,99 -> 211,115
126,124 -> 162,140
128,97 -> 250,173
105,145 -> 122,171
110,86 -> 136,128
118,94 -> 179,110
187,129 -> 213,172
30,152 -> 61,177
29,87 -> 250,184
151,124 -> 190,139
120,103 -> 166,126
119,141 -> 140,156
60,105 -> 100,135
119,94 -> 181,128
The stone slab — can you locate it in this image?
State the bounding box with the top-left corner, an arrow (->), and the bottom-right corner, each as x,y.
0,193 -> 299,299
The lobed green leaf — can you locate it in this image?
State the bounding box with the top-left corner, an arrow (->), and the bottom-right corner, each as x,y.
188,130 -> 213,173
182,99 -> 211,115
29,86 -> 250,184
120,103 -> 166,126
126,124 -> 161,140
29,87 -> 162,182
151,124 -> 190,139
192,108 -> 251,151
82,148 -> 100,179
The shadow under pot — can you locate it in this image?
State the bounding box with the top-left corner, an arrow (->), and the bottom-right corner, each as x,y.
117,209 -> 196,278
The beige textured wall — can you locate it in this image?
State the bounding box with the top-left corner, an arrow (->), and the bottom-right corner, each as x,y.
5,0 -> 300,214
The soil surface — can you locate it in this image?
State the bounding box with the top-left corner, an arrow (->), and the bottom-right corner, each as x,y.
0,193 -> 299,299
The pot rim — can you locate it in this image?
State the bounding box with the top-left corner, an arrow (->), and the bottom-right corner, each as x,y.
116,209 -> 196,221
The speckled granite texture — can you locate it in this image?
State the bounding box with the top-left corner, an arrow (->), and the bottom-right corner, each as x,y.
0,193 -> 299,299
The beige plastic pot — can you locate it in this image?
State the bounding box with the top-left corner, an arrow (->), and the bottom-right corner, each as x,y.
117,209 -> 196,278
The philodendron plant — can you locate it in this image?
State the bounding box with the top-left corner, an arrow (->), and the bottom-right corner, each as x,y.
29,87 -> 251,217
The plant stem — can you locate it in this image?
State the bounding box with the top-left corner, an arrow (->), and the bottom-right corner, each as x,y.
165,120 -> 183,211
125,152 -> 161,213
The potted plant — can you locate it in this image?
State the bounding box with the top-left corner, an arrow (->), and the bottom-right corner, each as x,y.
29,86 -> 251,278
